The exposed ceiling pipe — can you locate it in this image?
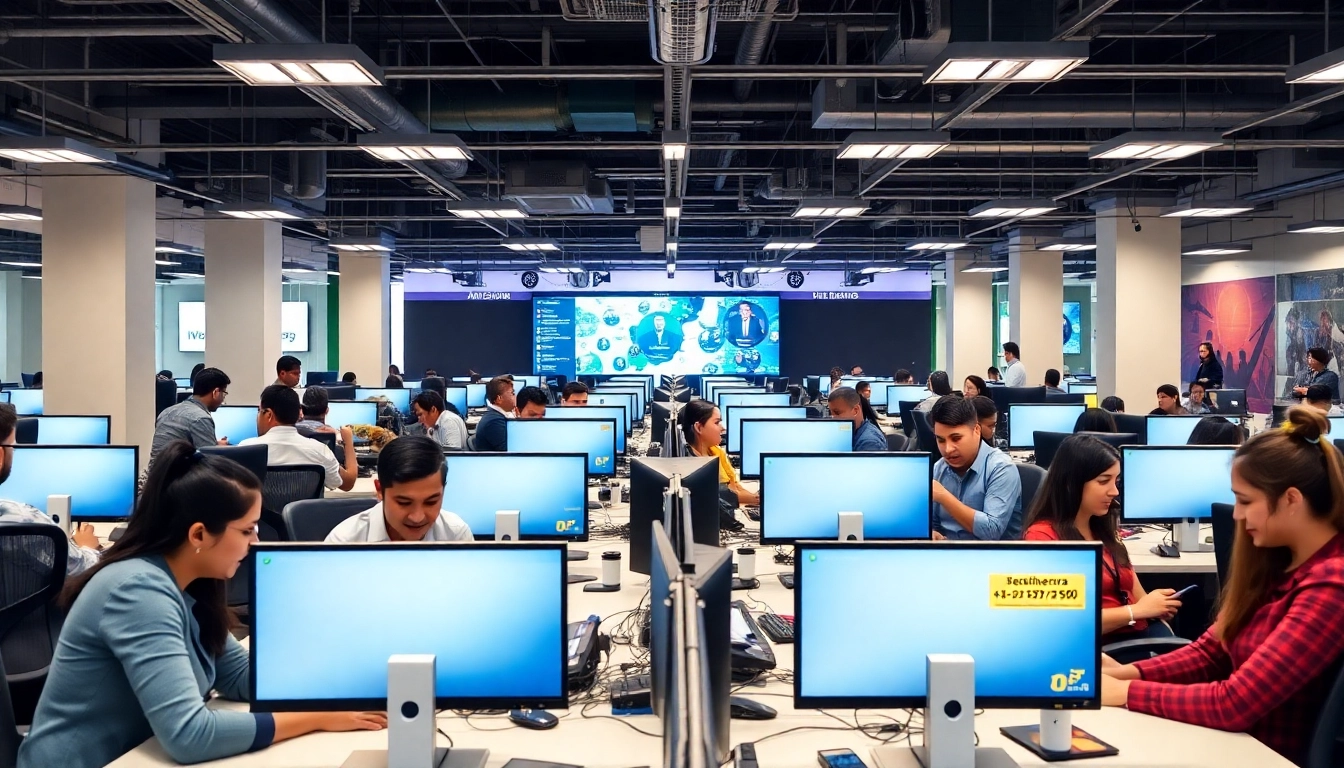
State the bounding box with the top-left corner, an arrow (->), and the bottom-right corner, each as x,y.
731,0 -> 780,102
0,26 -> 213,39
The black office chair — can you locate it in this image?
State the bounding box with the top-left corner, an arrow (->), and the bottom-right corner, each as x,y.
1101,637 -> 1192,665
11,420 -> 35,446
1015,463 -> 1048,515
0,525 -> 67,729
886,432 -> 908,452
1306,661 -> 1344,768
197,445 -> 269,486
1045,392 -> 1086,404
898,400 -> 920,438
261,465 -> 327,529
1211,502 -> 1235,589
0,651 -> 20,768
283,498 -> 379,541
1032,431 -> 1071,470
1112,413 -> 1148,444
912,409 -> 937,458
155,378 -> 178,417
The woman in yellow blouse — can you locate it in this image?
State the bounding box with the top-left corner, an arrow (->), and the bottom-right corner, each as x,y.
680,399 -> 761,506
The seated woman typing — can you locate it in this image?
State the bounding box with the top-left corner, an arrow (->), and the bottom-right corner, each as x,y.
1024,435 -> 1182,642
1102,406 -> 1344,766
682,399 -> 760,517
17,441 -> 386,768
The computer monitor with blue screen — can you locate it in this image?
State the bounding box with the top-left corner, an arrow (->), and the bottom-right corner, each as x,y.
213,405 -> 260,444
1330,416 -> 1344,437
703,378 -> 748,403
863,382 -> 894,408
32,415 -> 111,445
452,376 -> 474,383
402,379 -> 422,391
249,542 -> 567,711
1067,382 -> 1097,395
608,375 -> 653,401
1008,403 -> 1086,450
739,419 -> 853,479
354,388 -> 410,413
325,401 -> 379,430
443,386 -> 468,416
718,392 -> 788,422
587,393 -> 635,430
1120,446 -> 1235,522
794,541 -> 1101,709
5,446 -> 138,521
9,389 -> 42,415
0,391 -> 7,403
761,454 -> 932,544
595,385 -> 645,415
443,453 -> 588,540
466,383 -> 487,408
174,378 -> 192,388
725,405 -> 805,453
712,387 -> 767,410
511,375 -> 541,389
886,385 -> 931,405
545,406 -> 628,452
1145,415 -> 1206,446
506,419 -> 617,476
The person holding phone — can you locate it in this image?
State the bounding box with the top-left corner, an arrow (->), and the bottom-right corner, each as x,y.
1024,434 -> 1182,640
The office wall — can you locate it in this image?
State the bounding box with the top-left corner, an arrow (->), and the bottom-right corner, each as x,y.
405,298 -> 533,375
21,277 -> 40,374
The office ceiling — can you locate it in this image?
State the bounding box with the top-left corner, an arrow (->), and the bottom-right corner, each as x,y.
0,0 -> 1342,278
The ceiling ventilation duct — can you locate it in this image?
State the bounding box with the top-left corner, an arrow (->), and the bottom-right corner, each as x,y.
557,0 -> 796,64
504,162 -> 615,215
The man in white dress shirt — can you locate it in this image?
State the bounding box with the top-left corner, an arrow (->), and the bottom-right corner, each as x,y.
1001,342 -> 1028,388
326,435 -> 473,542
240,385 -> 358,491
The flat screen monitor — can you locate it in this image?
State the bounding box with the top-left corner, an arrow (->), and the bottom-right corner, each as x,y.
886,385 -> 932,405
1067,382 -> 1097,395
31,415 -> 111,445
724,405 -> 806,454
739,419 -> 853,479
354,388 -> 411,413
174,378 -> 192,388
213,405 -> 260,444
442,386 -> 468,416
249,543 -> 567,711
9,389 -> 42,415
466,383 -> 487,408
402,380 -> 422,390
0,391 -> 7,403
794,541 -> 1101,709
862,381 -> 895,408
760,453 -> 932,544
5,445 -> 138,521
703,378 -> 748,403
628,457 -> 721,575
506,418 -> 617,477
587,393 -> 636,431
712,387 -> 767,410
325,401 -> 379,430
1007,403 -> 1086,450
442,453 -> 588,540
1120,446 -> 1235,522
1145,415 -> 1207,446
451,376 -> 474,383
512,375 -> 542,389
1330,416 -> 1344,438
545,406 -> 628,452
594,385 -> 646,415
607,375 -> 653,401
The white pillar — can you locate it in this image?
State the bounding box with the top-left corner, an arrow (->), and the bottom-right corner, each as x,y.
943,252 -> 993,381
0,272 -> 22,383
205,219 -> 282,401
1093,199 -> 1182,410
1008,230 -> 1064,384
338,253 -> 390,386
42,171 -> 157,458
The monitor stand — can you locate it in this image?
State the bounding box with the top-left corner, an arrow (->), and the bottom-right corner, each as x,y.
1174,519 -> 1212,553
341,749 -> 487,768
566,547 -> 589,561
838,511 -> 863,542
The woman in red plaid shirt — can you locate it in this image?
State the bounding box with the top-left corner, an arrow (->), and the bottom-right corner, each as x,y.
1102,406 -> 1344,765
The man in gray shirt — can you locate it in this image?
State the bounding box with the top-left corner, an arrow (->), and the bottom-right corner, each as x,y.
149,367 -> 230,467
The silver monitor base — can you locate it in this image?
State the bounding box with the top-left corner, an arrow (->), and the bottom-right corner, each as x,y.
340,748 -> 488,768
871,746 -> 1020,768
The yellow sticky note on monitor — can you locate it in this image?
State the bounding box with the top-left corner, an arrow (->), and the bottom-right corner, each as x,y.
1085,394 -> 1098,409
989,574 -> 1087,609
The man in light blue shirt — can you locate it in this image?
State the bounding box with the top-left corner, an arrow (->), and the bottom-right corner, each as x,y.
827,386 -> 888,451
1002,341 -> 1028,387
928,395 -> 1022,540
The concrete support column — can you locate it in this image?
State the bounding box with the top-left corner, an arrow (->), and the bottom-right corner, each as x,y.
943,252 -> 994,381
205,219 -> 282,400
1008,230 -> 1064,383
42,172 -> 156,456
338,253 -> 390,386
0,272 -> 23,383
1093,200 -> 1182,410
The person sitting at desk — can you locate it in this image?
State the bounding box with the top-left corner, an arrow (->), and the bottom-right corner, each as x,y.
1185,381 -> 1213,415
472,375 -> 515,452
341,371 -> 357,386
1150,384 -> 1188,416
561,380 -> 589,406
1187,415 -> 1244,446
150,367 -> 230,467
240,385 -> 357,491
515,386 -> 548,419
1292,346 -> 1341,402
387,364 -> 404,387
326,436 -> 472,543
916,371 -> 953,412
850,365 -> 864,376
1024,434 -> 1182,642
1101,395 -> 1125,413
1193,341 -> 1225,389
986,366 -> 1001,383
894,369 -> 914,385
828,387 -> 887,452
827,366 -> 844,396
16,441 -> 387,768
412,391 -> 468,450
1102,407 -> 1344,766
0,403 -> 101,574
680,399 -> 759,515
929,396 -> 1023,540
971,396 -> 997,446
296,386 -> 336,436
1044,368 -> 1067,395
273,355 -> 301,389
1074,407 -> 1117,433
1305,383 -> 1344,416
963,375 -> 987,398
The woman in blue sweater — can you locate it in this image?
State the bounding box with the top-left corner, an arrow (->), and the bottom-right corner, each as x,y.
18,441 -> 386,768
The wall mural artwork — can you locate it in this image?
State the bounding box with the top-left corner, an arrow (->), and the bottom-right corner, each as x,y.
1181,277 -> 1276,414
1275,268 -> 1344,400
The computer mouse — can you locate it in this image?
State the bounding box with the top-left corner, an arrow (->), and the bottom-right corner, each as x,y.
508,709 -> 559,730
1151,543 -> 1181,559
729,696 -> 777,720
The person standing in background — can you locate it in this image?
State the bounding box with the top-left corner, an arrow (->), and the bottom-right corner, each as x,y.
1193,342 -> 1224,389
1001,343 -> 1027,387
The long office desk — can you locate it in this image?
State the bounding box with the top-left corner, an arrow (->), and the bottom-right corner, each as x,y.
1124,527 -> 1217,575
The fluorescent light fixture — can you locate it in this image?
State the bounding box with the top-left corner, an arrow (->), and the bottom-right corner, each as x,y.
164,271 -> 203,279
214,202 -> 304,220
330,233 -> 395,252
907,240 -> 968,251
405,267 -> 436,274
155,259 -> 181,266
742,266 -> 786,274
327,270 -> 340,276
838,131 -> 951,161
961,263 -> 1009,273
1090,130 -> 1223,161
0,261 -> 39,268
155,245 -> 188,254
0,136 -> 115,165
663,130 -> 689,161
356,133 -> 472,162
1038,238 -> 1097,252
859,266 -> 907,274
1288,220 -> 1344,234
968,198 -> 1063,218
791,198 -> 868,218
763,237 -> 818,251
20,275 -> 40,281
1182,242 -> 1253,256
1288,47 -> 1344,83
1161,200 -> 1255,218
665,197 -> 682,219
0,205 -> 42,221
538,265 -> 584,273
281,263 -> 316,274
445,200 -> 527,220
923,42 -> 1089,84
213,43 -> 384,86
666,240 -> 679,253
502,238 -> 561,253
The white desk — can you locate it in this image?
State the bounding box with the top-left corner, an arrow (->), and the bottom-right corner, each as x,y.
1124,527 -> 1217,575
324,476 -> 378,499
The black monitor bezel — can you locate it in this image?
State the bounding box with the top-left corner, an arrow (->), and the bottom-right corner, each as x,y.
465,383 -> 488,408
323,400 -> 381,429
592,385 -> 646,415
1119,444 -> 1237,523
352,387 -> 412,413
505,417 -> 619,477
711,387 -> 769,410
1006,403 -> 1087,451
1142,414 -> 1210,446
443,452 -> 591,542
724,404 -> 807,454
738,418 -> 854,479
7,443 -> 140,521
7,388 -> 43,415
758,451 -> 934,545
792,540 -> 1103,711
29,414 -> 113,445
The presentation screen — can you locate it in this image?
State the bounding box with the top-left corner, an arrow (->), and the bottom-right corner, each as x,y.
533,294 -> 780,377
178,301 -> 310,352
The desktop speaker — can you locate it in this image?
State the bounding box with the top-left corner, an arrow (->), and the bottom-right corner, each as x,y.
837,512 -> 863,542
922,654 -> 974,768
494,511 -> 520,542
47,494 -> 72,534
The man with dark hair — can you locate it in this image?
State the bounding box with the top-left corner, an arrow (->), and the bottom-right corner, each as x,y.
296,386 -> 333,434
274,355 -> 302,389
1100,395 -> 1125,413
850,365 -> 864,376
827,387 -> 887,452
929,395 -> 1022,541
1151,384 -> 1188,416
149,366 -> 230,465
1305,384 -> 1343,415
241,385 -> 357,491
325,435 -> 472,542
1043,368 -> 1066,395
413,391 -> 468,450
0,403 -> 101,573
971,396 -> 998,446
1292,346 -> 1341,402
473,375 -> 515,452
894,369 -> 914,385
341,372 -> 357,385
987,366 -> 1001,382
1001,342 -> 1027,387
561,381 -> 589,406
515,386 -> 548,419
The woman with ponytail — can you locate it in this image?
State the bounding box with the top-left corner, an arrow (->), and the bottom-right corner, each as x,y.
1101,406 -> 1344,765
19,441 -> 386,768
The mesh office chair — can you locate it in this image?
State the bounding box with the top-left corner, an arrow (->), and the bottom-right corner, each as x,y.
11,421 -> 35,446
885,433 -> 908,452
1306,662 -> 1344,768
1015,463 -> 1048,515
228,465 -> 326,616
0,651 -> 20,768
911,409 -> 937,457
898,400 -> 920,438
283,498 -> 379,541
1211,502 -> 1235,589
0,525 -> 67,729
1101,636 -> 1193,665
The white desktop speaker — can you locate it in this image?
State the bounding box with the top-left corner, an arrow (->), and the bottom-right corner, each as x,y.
494,511 -> 520,542
837,511 -> 864,542
922,654 -> 975,768
47,495 -> 72,534
387,654 -> 437,768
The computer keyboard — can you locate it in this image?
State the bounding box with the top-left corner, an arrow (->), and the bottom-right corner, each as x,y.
755,613 -> 794,644
777,573 -> 795,589
742,506 -> 761,522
